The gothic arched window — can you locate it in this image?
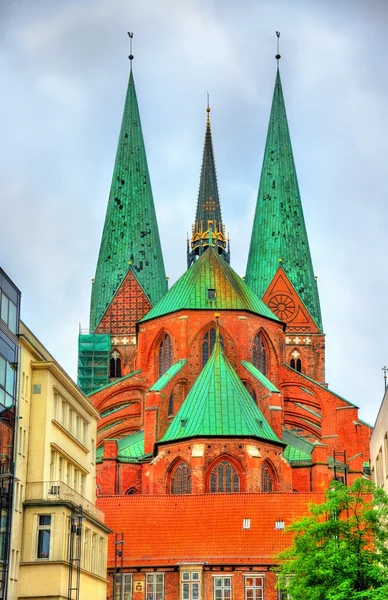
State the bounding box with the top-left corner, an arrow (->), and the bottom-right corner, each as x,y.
110,350 -> 121,378
209,460 -> 240,493
168,392 -> 174,417
202,327 -> 224,368
252,334 -> 267,375
261,462 -> 274,492
158,334 -> 173,377
290,356 -> 302,373
170,462 -> 192,495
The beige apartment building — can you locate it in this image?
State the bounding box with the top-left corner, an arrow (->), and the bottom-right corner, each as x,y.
370,387 -> 388,492
8,322 -> 110,600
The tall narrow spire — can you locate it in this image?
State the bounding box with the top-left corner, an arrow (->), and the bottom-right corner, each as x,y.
188,105 -> 229,268
90,62 -> 167,332
245,67 -> 322,330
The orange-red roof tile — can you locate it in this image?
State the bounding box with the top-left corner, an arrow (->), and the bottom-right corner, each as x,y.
97,492 -> 324,567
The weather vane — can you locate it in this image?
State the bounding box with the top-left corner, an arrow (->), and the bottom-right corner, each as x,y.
128,32 -> 134,62
276,31 -> 281,66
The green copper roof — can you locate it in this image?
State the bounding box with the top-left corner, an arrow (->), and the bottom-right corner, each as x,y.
189,109 -> 228,265
90,68 -> 167,331
245,69 -> 322,331
241,361 -> 280,393
160,333 -> 281,444
150,359 -> 187,392
96,430 -> 145,464
282,429 -> 314,456
283,444 -> 312,463
142,247 -> 278,322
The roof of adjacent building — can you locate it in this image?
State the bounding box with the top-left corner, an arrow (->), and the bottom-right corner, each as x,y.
245,68 -> 322,331
142,247 -> 279,322
90,68 -> 167,332
160,333 -> 281,444
97,492 -> 325,567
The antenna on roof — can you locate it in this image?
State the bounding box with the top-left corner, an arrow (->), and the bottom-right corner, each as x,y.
128,32 -> 134,64
275,31 -> 281,67
383,365 -> 388,392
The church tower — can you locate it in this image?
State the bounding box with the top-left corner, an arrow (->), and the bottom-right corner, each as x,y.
78,55 -> 167,394
79,40 -> 372,600
187,105 -> 229,267
246,63 -> 325,382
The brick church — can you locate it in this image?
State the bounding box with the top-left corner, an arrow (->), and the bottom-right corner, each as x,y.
77,49 -> 372,600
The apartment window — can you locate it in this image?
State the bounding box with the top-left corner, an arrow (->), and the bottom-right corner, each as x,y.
115,573 -> 132,600
146,573 -> 164,600
19,484 -> 23,511
91,439 -> 95,464
213,576 -> 232,600
37,515 -> 51,559
0,291 -> 17,334
245,576 -> 264,600
83,528 -> 90,570
68,409 -> 74,434
182,571 -> 200,600
61,400 -> 67,426
80,474 -> 86,497
83,421 -> 88,446
50,450 -> 56,480
0,355 -> 15,408
91,533 -> 98,572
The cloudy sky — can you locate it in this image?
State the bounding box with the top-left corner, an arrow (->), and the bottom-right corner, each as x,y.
1,0 -> 388,425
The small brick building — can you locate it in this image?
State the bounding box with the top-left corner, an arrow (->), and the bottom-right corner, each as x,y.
77,56 -> 372,600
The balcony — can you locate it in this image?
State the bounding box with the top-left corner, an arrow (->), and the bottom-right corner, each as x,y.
26,481 -> 104,522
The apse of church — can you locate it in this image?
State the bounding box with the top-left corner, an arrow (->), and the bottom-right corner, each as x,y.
77,41 -> 371,598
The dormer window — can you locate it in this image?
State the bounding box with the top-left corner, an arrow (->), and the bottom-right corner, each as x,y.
208,288 -> 216,301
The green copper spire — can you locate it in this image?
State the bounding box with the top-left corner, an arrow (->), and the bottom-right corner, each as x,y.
160,329 -> 281,444
245,69 -> 322,330
90,66 -> 167,332
188,105 -> 229,267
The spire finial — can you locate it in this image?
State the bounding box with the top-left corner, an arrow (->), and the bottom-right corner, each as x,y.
206,92 -> 211,125
275,31 -> 281,67
128,32 -> 134,63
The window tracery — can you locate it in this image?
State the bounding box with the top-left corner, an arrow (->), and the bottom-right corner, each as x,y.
158,334 -> 173,377
209,460 -> 240,493
170,462 -> 192,495
261,462 -> 274,492
252,334 -> 267,375
202,327 -> 224,368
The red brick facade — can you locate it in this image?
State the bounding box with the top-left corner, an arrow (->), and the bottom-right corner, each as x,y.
91,273 -> 371,599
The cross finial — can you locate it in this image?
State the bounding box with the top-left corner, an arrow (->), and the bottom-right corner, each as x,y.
275,31 -> 281,67
128,32 -> 134,63
383,366 -> 388,392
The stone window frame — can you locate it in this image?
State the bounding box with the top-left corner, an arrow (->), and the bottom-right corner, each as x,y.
169,460 -> 192,495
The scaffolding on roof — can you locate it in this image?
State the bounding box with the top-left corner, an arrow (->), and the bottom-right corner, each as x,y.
77,333 -> 110,395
